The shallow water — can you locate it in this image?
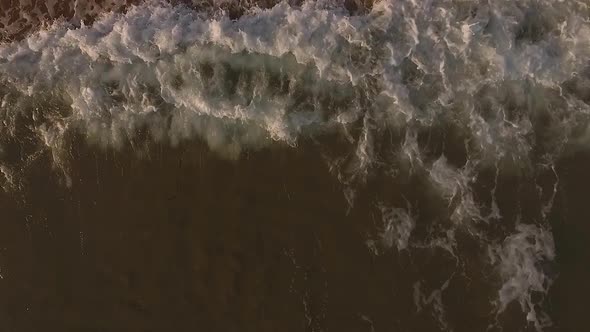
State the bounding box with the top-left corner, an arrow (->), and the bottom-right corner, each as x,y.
0,1 -> 589,331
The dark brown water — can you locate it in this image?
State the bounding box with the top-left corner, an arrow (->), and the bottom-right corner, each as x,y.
2,135 -> 588,332
0,135 -> 528,331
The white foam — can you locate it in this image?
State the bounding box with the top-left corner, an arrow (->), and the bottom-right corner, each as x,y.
367,202 -> 415,253
0,0 -> 587,164
489,223 -> 556,331
429,156 -> 481,224
1,1 -> 381,161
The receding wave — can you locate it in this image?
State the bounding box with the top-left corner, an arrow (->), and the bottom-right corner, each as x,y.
1,0 -> 589,330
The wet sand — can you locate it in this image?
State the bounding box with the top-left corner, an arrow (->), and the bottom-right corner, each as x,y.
0,0 -> 375,42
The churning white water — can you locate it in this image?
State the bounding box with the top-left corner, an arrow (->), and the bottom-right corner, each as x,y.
1,0 -> 589,330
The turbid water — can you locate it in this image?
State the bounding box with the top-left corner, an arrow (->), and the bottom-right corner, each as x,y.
0,1 -> 589,331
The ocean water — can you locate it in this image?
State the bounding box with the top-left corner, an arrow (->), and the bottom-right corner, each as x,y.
0,0 -> 589,331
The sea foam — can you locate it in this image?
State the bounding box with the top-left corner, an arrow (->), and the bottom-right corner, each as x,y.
1,0 -> 587,329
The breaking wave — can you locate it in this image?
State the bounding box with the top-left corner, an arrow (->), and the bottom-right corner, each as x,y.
2,0 -> 589,330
